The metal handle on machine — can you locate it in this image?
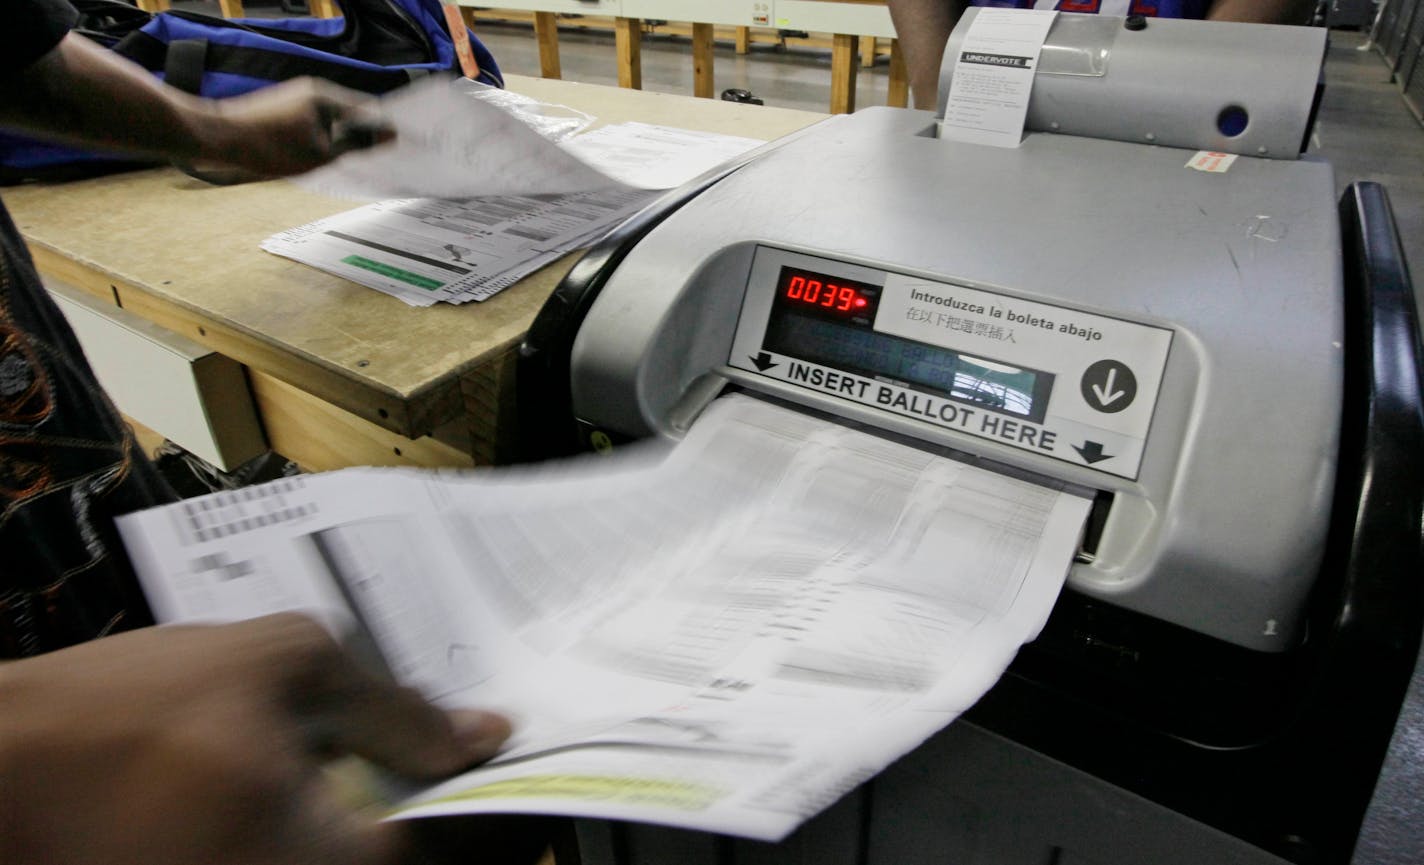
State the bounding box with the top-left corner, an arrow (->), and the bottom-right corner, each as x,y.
1288,181 -> 1424,862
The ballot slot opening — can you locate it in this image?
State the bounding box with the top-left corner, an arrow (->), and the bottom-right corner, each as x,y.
1074,490 -> 1114,564
718,386 -> 1107,558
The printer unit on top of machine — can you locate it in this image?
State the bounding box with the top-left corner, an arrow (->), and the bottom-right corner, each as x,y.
518,12 -> 1424,865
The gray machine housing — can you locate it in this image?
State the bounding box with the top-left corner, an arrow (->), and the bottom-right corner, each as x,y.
568,16 -> 1339,654
939,10 -> 1326,157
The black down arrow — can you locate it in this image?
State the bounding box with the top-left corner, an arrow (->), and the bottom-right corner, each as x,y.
1073,441 -> 1113,464
750,352 -> 778,372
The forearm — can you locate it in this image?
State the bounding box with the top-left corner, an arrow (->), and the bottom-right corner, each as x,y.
0,32 -> 221,164
0,32 -> 390,177
888,0 -> 966,109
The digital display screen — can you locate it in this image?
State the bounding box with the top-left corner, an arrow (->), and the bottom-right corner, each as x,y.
764,266 -> 1052,422
774,267 -> 880,324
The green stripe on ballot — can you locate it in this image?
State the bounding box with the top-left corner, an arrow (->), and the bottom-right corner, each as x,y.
342,255 -> 444,290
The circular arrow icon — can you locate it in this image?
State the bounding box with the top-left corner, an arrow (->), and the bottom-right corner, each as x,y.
1081,360 -> 1137,413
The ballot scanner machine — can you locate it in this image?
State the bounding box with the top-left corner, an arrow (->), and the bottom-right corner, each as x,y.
517,13 -> 1424,865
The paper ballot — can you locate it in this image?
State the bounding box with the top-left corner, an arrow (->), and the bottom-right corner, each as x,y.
295,78 -> 765,200
297,78 -> 622,201
117,395 -> 1090,841
269,79 -> 768,305
562,122 -> 767,190
260,189 -> 655,306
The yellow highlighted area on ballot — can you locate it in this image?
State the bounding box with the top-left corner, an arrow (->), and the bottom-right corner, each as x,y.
418,775 -> 724,812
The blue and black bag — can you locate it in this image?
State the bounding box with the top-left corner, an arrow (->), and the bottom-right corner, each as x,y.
0,0 -> 503,183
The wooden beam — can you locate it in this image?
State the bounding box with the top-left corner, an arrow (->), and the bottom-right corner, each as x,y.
458,346 -> 520,466
133,0 -> 171,10
861,36 -> 877,68
311,0 -> 341,18
692,22 -> 715,99
533,10 -> 563,79
830,33 -> 859,114
465,12 -> 892,57
615,16 -> 643,90
887,38 -> 909,108
249,372 -> 475,473
216,0 -> 243,17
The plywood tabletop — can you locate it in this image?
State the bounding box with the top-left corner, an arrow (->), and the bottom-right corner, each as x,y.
5,75 -> 826,437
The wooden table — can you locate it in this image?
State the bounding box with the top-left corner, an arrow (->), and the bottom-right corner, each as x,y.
6,76 -> 824,473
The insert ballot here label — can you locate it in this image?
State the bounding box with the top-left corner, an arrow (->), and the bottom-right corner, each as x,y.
733,270 -> 1174,481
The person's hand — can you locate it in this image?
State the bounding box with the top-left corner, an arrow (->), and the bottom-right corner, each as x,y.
193,76 -> 395,178
0,613 -> 510,865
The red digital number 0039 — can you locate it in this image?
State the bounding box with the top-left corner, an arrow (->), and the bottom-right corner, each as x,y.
786,275 -> 864,313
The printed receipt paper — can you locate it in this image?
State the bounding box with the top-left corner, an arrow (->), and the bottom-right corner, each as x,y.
117,395 -> 1090,841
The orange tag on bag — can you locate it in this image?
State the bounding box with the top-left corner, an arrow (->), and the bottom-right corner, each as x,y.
442,2 -> 481,80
